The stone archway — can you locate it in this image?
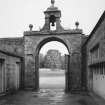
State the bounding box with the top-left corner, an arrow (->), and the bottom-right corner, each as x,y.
24,32 -> 83,92
34,36 -> 71,91
24,0 -> 84,92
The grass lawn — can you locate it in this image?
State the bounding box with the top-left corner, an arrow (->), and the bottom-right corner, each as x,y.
39,68 -> 65,89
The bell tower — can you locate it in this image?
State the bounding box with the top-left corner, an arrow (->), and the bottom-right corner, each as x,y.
41,0 -> 64,32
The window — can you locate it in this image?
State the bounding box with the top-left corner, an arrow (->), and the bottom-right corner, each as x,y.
90,43 -> 99,61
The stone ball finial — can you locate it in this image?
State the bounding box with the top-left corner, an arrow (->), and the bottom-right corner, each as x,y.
51,0 -> 55,5
75,21 -> 79,29
29,24 -> 33,31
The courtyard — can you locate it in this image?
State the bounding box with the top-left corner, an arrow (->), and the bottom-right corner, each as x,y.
0,69 -> 105,105
0,89 -> 103,105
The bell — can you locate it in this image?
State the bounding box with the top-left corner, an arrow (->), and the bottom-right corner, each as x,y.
52,22 -> 55,26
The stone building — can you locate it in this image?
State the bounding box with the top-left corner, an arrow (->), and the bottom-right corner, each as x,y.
0,49 -> 24,95
82,11 -> 105,99
0,37 -> 24,55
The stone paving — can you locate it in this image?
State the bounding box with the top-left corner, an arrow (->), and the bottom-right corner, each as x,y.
0,89 -> 103,105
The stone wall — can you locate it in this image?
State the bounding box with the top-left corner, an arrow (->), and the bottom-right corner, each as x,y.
24,31 -> 84,91
0,37 -> 24,56
0,50 -> 23,94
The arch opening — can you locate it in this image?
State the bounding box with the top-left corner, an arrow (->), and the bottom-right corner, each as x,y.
49,15 -> 56,31
35,37 -> 71,91
36,37 -> 70,55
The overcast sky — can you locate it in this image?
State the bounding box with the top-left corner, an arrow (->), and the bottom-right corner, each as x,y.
40,41 -> 69,55
0,0 -> 105,55
0,0 -> 105,38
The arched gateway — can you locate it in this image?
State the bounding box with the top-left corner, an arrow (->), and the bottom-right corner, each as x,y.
24,0 -> 85,92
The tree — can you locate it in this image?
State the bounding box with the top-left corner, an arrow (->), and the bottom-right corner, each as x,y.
44,49 -> 62,69
61,55 -> 65,70
39,53 -> 45,68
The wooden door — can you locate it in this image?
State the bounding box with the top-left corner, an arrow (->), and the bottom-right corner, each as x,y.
35,55 -> 39,91
15,63 -> 20,89
65,55 -> 70,92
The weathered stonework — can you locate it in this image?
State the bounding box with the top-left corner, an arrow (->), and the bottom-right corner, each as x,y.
0,0 -> 87,93
24,31 -> 84,91
0,37 -> 24,56
0,49 -> 24,94
23,1 -> 85,92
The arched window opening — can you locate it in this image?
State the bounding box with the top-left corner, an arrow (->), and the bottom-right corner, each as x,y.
49,15 -> 56,31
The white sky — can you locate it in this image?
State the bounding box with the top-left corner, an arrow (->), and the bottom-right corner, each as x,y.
40,41 -> 69,56
0,0 -> 105,38
0,0 -> 105,55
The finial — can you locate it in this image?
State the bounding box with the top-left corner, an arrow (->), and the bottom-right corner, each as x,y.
51,0 -> 55,6
75,21 -> 79,29
29,24 -> 33,31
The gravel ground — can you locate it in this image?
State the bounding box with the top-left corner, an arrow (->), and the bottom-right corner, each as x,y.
0,89 -> 100,105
